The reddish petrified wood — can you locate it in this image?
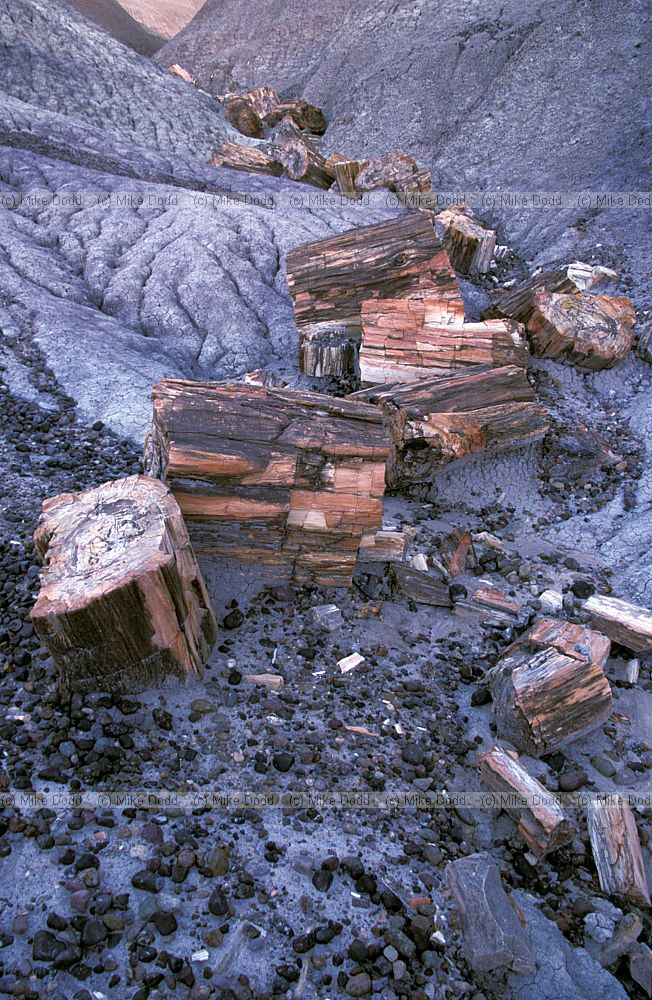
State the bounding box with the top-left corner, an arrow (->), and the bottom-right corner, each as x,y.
31,476 -> 216,693
526,291 -> 635,369
583,593 -> 652,652
145,380 -> 390,588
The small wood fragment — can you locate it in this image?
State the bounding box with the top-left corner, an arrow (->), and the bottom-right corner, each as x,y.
391,563 -> 452,607
243,673 -> 284,691
167,64 -> 195,84
338,652 -> 365,674
437,527 -> 473,577
587,796 -> 650,907
309,604 -> 344,632
479,745 -> 575,857
334,159 -> 368,196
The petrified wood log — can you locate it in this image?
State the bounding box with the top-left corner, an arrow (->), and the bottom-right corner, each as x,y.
397,168 -> 432,196
587,797 -> 650,907
479,745 -> 575,857
286,214 -> 463,377
263,98 -> 327,134
484,268 -> 578,325
434,207 -> 496,275
437,526 -> 473,577
390,562 -> 452,607
358,529 -> 412,563
145,380 -> 389,589
246,84 -> 281,119
278,138 -> 335,189
359,297 -> 527,383
351,365 -> 549,489
224,94 -> 264,139
31,476 -> 216,693
354,152 -> 419,193
334,159 -> 368,196
486,632 -> 613,756
526,292 -> 635,369
583,593 -> 652,652
502,616 -> 611,670
210,142 -> 283,176
273,115 -> 315,148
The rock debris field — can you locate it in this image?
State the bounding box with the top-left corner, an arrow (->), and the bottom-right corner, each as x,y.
0,2 -> 650,1000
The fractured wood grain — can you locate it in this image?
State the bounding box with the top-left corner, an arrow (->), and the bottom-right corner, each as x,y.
583,593 -> 652,652
210,141 -> 283,176
434,207 -> 496,274
587,796 -> 650,907
526,292 -> 635,369
224,93 -> 264,138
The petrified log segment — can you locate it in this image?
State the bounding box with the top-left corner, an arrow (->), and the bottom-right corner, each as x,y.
390,563 -> 452,607
358,529 -> 412,563
286,214 -> 462,377
351,365 -> 549,489
486,640 -> 613,756
437,526 -> 473,577
434,207 -> 496,275
263,99 -> 327,134
479,745 -> 575,857
583,593 -> 652,652
354,152 -> 419,193
210,142 -> 283,176
397,168 -> 433,196
334,159 -> 368,196
484,269 -> 577,325
526,292 -> 635,369
502,617 -> 611,671
224,94 -> 264,138
247,84 -> 281,119
359,297 -> 527,383
31,476 -> 216,693
145,380 -> 389,588
587,797 -> 650,907
278,138 -> 335,189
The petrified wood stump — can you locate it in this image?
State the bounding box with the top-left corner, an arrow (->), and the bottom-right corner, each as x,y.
486,620 -> 613,756
351,365 -> 549,489
586,796 -> 650,907
286,214 -> 463,377
145,380 -> 390,588
434,207 -> 496,275
526,292 -> 635,369
210,142 -> 283,176
479,745 -> 575,857
359,297 -> 527,383
31,476 -> 216,693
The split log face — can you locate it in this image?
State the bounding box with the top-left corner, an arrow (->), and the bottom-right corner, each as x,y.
487,626 -> 613,756
587,797 -> 650,907
31,476 -> 216,693
484,269 -> 578,325
583,593 -> 652,652
434,207 -> 496,275
479,745 -> 575,857
224,94 -> 264,138
278,138 -> 335,188
145,380 -> 390,589
334,159 -> 368,196
263,99 -> 327,134
246,84 -> 280,119
354,152 -> 419,193
286,214 -> 463,377
351,365 -> 549,489
359,297 -> 528,384
526,292 -> 635,369
502,616 -> 612,671
210,141 -> 283,176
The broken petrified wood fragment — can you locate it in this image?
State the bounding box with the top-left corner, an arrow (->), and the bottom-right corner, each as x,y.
359,296 -> 527,383
286,214 -> 463,377
351,365 -> 549,489
434,206 -> 496,275
31,476 -> 216,693
210,141 -> 283,176
486,625 -> 613,756
358,528 -> 412,563
334,159 -> 368,196
246,84 -> 281,119
278,138 -> 335,188
145,380 -> 389,589
263,98 -> 326,134
446,853 -> 534,974
587,796 -> 650,908
437,526 -> 473,577
484,268 -> 578,325
224,94 -> 264,138
583,593 -> 652,652
526,292 -> 635,369
479,745 -> 575,857
354,152 -> 419,193
390,562 -> 452,607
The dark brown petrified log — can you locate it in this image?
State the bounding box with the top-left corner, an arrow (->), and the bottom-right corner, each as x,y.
583,593 -> 652,652
224,94 -> 264,138
263,98 -> 327,134
333,159 -> 368,196
526,292 -> 635,369
437,526 -> 473,577
246,84 -> 281,119
354,152 -> 419,193
390,562 -> 452,607
586,796 -> 651,907
486,620 -> 613,756
31,476 -> 216,693
479,745 -> 575,857
278,138 -> 335,189
359,297 -> 527,383
286,214 -> 463,377
210,141 -> 283,176
434,207 -> 496,275
144,380 -> 390,588
484,269 -> 578,325
351,365 -> 549,489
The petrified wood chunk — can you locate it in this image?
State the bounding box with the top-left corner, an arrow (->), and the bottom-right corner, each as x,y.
286,214 -> 462,377
390,562 -> 451,607
359,297 -> 527,384
278,138 -> 335,188
486,623 -> 613,756
434,207 -> 496,275
167,64 -> 195,84
224,94 -> 264,138
358,529 -> 412,563
263,98 -> 327,134
210,142 -> 283,176
31,476 -> 216,693
502,616 -> 611,670
479,745 -> 575,857
583,593 -> 652,652
145,380 -> 389,589
397,168 -> 432,196
526,292 -> 635,369
437,526 -> 473,577
354,152 -> 419,193
484,268 -> 578,325
351,365 -> 549,489
587,797 -> 650,907
334,159 -> 368,196
246,84 -> 281,119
